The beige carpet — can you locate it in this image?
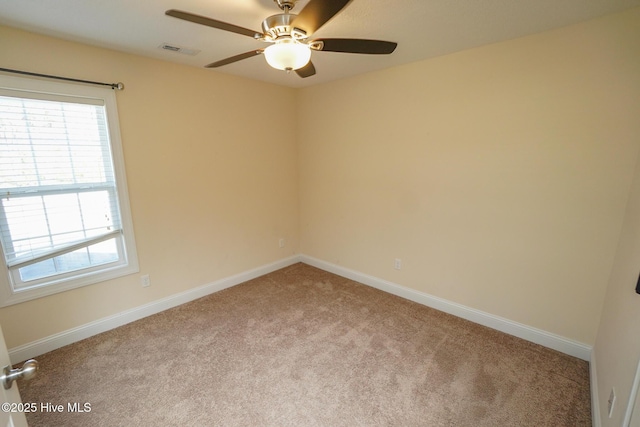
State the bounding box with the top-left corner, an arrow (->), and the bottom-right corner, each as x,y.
19,263 -> 591,426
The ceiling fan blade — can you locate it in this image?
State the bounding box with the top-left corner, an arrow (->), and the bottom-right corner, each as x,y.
166,9 -> 262,39
292,0 -> 353,35
295,61 -> 316,78
205,50 -> 264,68
315,39 -> 397,54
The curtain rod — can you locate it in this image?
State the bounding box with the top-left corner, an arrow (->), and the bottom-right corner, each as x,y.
0,67 -> 124,90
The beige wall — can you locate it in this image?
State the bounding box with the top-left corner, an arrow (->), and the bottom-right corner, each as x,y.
594,149 -> 640,425
593,123 -> 640,421
297,7 -> 640,345
589,10 -> 640,426
0,26 -> 299,348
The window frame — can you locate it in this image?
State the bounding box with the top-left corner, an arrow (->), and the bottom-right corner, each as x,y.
0,74 -> 138,307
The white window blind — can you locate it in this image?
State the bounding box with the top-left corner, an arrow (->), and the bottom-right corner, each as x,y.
0,93 -> 124,286
0,75 -> 138,305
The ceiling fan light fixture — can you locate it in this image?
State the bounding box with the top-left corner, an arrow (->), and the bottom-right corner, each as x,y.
264,39 -> 311,71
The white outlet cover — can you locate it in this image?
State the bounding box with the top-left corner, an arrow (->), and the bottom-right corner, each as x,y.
140,275 -> 150,287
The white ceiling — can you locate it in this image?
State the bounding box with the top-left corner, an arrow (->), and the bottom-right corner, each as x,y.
1,0 -> 639,88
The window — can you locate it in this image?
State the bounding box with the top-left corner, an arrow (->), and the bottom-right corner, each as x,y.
0,74 -> 138,306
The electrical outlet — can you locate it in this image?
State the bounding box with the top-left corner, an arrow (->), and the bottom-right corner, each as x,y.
140,274 -> 150,288
279,238 -> 285,248
608,387 -> 616,418
394,258 -> 402,270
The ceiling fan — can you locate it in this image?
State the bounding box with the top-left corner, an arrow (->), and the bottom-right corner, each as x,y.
165,0 -> 397,78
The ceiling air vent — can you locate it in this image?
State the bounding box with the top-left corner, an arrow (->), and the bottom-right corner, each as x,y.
158,43 -> 200,56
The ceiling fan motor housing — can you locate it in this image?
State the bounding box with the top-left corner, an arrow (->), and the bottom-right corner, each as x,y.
262,13 -> 307,41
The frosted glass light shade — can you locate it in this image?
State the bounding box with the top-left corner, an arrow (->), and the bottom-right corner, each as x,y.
264,40 -> 311,71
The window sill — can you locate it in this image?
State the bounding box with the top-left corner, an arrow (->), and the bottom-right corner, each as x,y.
0,261 -> 139,307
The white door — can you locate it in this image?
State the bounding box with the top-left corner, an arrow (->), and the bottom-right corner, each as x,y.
626,358 -> 640,427
629,376 -> 640,427
630,391 -> 640,427
0,325 -> 28,427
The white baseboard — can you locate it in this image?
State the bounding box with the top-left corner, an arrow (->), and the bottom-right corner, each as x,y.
300,255 -> 592,361
590,349 -> 601,427
8,255 -> 300,364
10,253 -> 592,364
